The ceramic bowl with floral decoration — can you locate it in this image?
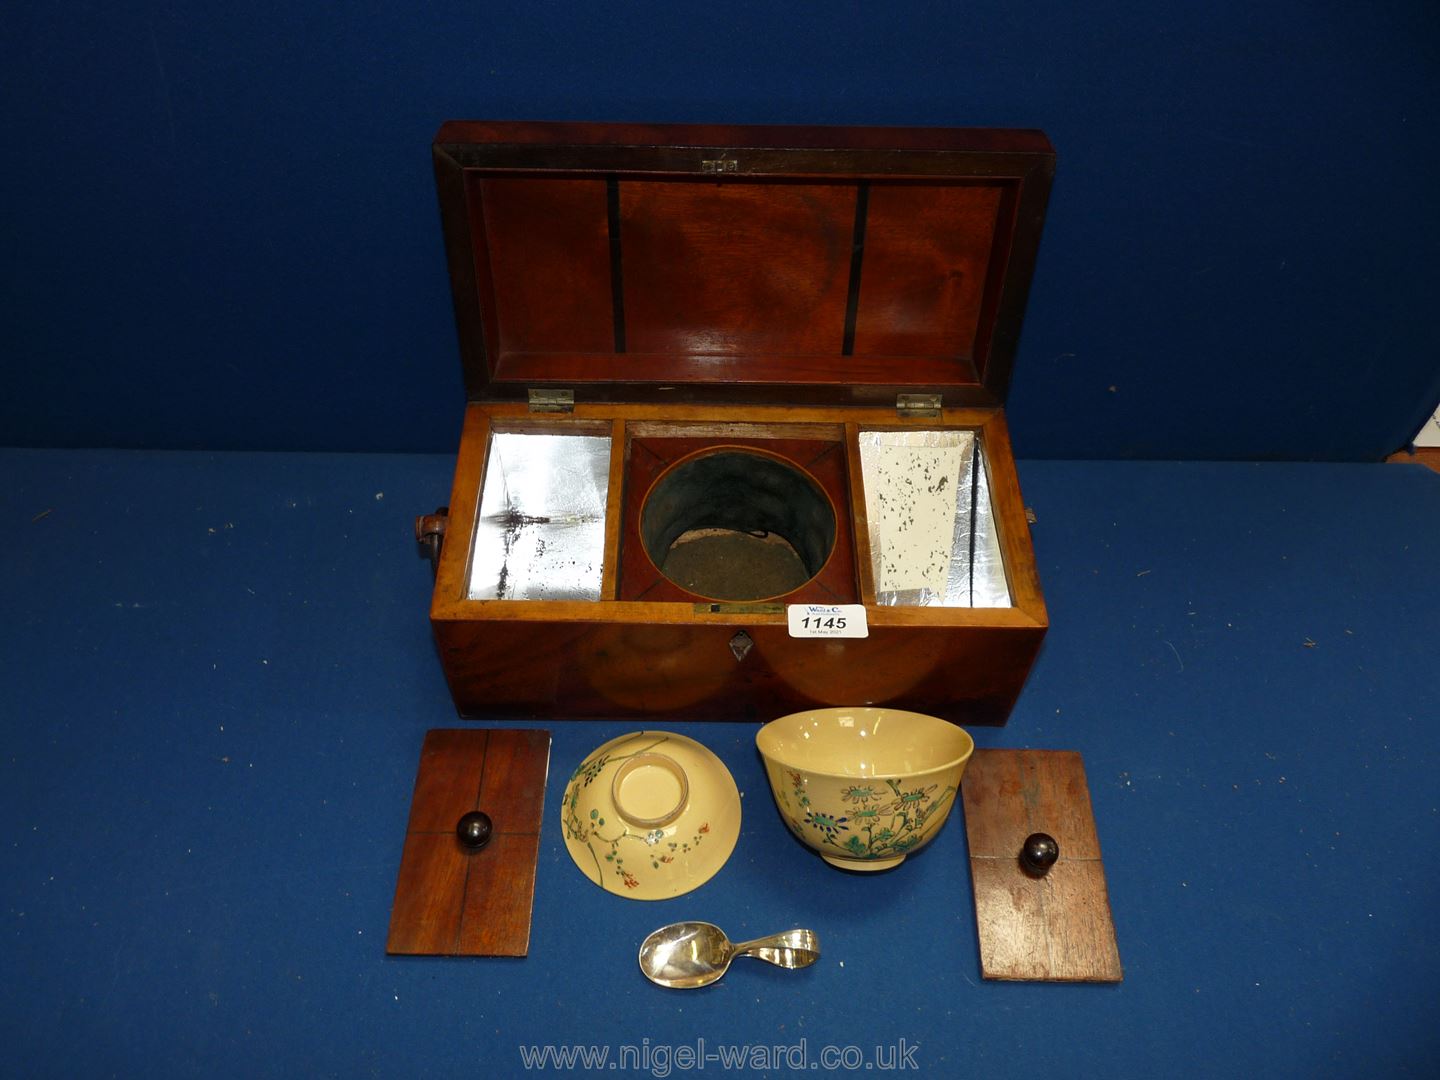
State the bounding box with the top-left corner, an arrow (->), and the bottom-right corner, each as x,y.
756,707 -> 974,871
560,731 -> 741,900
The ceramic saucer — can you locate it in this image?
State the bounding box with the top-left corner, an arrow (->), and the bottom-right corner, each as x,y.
560,731 -> 741,900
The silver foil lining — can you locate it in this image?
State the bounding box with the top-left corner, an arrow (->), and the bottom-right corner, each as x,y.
857,429 -> 1011,608
467,432 -> 612,601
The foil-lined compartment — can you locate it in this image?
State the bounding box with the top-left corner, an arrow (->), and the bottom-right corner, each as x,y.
857,429 -> 1011,608
467,432 -> 612,601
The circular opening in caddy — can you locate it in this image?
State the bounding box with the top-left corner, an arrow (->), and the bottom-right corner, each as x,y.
639,449 -> 837,602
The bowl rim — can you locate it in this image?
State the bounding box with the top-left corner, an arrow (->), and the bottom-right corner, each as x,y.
755,707 -> 975,779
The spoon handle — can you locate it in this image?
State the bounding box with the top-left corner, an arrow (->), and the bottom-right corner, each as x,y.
730,929 -> 821,970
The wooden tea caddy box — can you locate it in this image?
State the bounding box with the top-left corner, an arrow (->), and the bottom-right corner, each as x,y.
422,121 -> 1054,724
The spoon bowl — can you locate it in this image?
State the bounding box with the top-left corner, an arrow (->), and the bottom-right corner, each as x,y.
637,921 -> 820,989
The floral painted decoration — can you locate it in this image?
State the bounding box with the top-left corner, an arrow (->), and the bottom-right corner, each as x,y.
780,771 -> 955,862
562,735 -> 710,893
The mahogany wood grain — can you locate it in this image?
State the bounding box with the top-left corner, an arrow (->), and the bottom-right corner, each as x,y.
405,729 -> 490,833
627,420 -> 846,441
852,182 -> 1005,361
488,416 -> 616,438
843,423 -> 878,603
477,729 -> 550,836
387,833 -> 468,955
433,146 -> 495,391
620,180 -> 855,357
448,400 -> 1003,431
436,134 -> 1051,199
970,181 -> 1019,381
426,401 -> 1046,724
387,729 -> 551,957
1386,447 -> 1440,474
489,350 -> 981,392
436,120 -> 1054,155
600,419 -> 627,600
457,832 -> 542,955
436,596 -> 1042,628
433,616 -> 1042,724
436,403 -> 1016,614
433,122 -> 1054,406
433,408 -> 488,608
617,433 -> 857,604
478,177 -> 614,355
962,750 -> 1121,982
424,122 -> 1055,726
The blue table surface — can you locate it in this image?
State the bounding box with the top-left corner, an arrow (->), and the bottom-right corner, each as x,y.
2,449 -> 1437,1078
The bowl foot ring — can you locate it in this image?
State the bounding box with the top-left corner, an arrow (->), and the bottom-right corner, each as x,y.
820,853 -> 906,872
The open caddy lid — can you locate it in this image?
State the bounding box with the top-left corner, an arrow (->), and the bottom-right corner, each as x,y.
433,121 -> 1055,409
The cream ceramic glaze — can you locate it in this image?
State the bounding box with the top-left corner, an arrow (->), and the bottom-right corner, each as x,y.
756,708 -> 974,871
561,731 -> 741,900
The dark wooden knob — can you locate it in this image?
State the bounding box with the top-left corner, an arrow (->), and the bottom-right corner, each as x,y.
1020,832 -> 1059,877
456,811 -> 493,851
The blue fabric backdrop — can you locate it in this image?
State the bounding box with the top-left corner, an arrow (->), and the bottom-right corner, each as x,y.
2,1 -> 1438,458
3,448 -> 1438,1076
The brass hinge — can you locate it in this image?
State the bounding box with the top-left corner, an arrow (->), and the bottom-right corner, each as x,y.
896,393 -> 942,418
528,388 -> 575,413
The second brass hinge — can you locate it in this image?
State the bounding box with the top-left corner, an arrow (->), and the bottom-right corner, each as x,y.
528,388 -> 575,413
896,393 -> 943,418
